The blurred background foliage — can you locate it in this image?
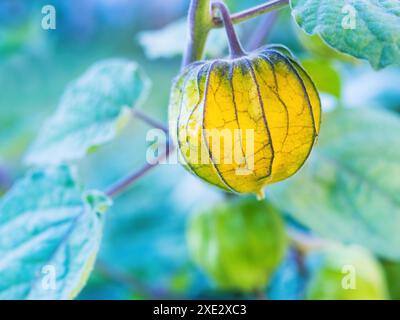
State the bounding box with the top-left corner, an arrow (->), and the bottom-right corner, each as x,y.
0,0 -> 399,299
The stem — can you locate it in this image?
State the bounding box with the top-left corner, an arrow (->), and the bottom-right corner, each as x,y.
212,1 -> 245,58
182,0 -> 213,68
213,0 -> 289,27
133,109 -> 168,133
181,0 -> 289,67
104,111 -> 171,198
105,145 -> 174,198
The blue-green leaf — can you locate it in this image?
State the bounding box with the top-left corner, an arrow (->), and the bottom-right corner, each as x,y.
138,19 -> 242,60
137,0 -> 260,60
138,18 -> 187,59
269,108 -> 400,259
0,165 -> 111,299
25,59 -> 151,165
290,0 -> 400,69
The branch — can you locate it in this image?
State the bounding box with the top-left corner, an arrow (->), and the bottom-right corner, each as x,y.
132,109 -> 168,133
213,0 -> 289,27
104,110 -> 173,198
181,0 -> 289,67
105,145 -> 174,198
212,1 -> 246,58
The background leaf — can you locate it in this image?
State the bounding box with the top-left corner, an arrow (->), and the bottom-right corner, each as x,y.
269,108 -> 400,259
25,59 -> 151,165
138,18 -> 187,59
138,18 -> 241,60
0,165 -> 110,299
290,0 -> 400,69
137,0 -> 261,60
300,58 -> 341,97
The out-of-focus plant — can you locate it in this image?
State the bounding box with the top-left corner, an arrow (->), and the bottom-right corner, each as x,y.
187,197 -> 287,292
304,244 -> 388,300
0,0 -> 399,300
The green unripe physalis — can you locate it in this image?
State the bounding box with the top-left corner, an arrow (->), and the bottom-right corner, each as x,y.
305,244 -> 388,300
187,197 -> 288,292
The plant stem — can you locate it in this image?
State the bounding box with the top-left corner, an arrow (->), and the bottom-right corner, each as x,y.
213,0 -> 289,27
212,1 -> 246,58
181,0 -> 289,66
133,109 -> 168,133
182,0 -> 213,68
105,145 -> 174,198
104,110 -> 172,198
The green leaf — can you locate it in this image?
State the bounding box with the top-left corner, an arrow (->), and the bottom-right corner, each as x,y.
300,58 -> 341,97
305,244 -> 388,299
290,0 -> 400,69
25,59 -> 151,165
0,165 -> 111,299
269,108 -> 400,259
